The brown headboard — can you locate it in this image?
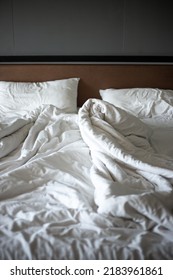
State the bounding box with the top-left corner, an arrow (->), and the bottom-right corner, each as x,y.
0,64 -> 173,107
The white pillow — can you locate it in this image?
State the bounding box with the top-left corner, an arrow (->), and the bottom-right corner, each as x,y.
100,88 -> 173,118
0,78 -> 80,113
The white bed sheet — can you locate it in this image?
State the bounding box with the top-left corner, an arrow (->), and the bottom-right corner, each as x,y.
142,116 -> 173,157
0,101 -> 173,260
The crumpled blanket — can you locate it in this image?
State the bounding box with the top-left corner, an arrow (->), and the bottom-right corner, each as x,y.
0,100 -> 173,260
79,99 -> 173,230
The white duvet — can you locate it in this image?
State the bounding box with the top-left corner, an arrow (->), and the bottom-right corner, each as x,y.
0,99 -> 173,260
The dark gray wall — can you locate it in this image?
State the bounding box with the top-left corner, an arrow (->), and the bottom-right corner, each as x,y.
0,0 -> 173,56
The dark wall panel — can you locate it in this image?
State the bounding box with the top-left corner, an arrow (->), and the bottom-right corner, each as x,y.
0,0 -> 173,57
4,0 -> 124,55
0,0 -> 14,54
124,0 -> 173,55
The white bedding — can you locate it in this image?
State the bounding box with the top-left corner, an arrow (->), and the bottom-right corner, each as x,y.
0,100 -> 173,260
142,116 -> 173,157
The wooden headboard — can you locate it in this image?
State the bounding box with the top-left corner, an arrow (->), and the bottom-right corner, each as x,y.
0,64 -> 173,107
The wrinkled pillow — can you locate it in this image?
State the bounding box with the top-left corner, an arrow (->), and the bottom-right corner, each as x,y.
0,78 -> 80,113
100,88 -> 173,118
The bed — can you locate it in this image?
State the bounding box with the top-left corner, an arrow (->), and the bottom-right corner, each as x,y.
0,63 -> 173,260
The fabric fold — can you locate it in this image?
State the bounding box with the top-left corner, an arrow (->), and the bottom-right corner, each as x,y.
79,99 -> 173,227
